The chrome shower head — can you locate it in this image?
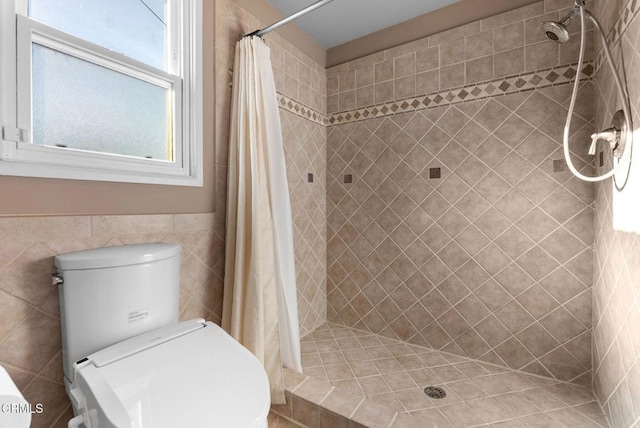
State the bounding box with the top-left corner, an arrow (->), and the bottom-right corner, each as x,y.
542,21 -> 571,43
541,0 -> 585,44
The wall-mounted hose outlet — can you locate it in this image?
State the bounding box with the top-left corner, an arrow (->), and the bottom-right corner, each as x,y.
590,110 -> 628,159
611,110 -> 628,159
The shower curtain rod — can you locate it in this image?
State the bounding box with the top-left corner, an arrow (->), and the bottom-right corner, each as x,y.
244,0 -> 335,38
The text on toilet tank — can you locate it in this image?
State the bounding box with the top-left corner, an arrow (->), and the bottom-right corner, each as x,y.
128,308 -> 149,323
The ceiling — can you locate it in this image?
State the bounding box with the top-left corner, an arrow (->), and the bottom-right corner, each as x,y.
266,0 -> 464,49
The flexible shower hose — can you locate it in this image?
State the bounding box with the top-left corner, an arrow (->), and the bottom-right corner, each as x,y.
563,5 -> 633,182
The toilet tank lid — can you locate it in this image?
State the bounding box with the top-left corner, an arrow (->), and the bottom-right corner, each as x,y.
55,243 -> 180,271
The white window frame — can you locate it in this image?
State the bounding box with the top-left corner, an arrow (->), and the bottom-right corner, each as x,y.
0,0 -> 203,186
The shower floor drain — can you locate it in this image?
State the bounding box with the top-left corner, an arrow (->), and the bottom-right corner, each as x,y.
423,386 -> 446,399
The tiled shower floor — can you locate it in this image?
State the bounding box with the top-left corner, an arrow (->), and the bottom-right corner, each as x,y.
301,322 -> 607,427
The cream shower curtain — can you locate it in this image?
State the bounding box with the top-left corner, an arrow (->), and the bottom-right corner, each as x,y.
222,36 -> 302,405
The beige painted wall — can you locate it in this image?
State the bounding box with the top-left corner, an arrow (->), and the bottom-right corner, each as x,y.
0,1 -> 216,217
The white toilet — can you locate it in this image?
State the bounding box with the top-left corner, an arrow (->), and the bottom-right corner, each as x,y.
54,243 -> 270,428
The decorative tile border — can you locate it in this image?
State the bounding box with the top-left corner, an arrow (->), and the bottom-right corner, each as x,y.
275,62 -> 596,127
604,0 -> 640,48
277,93 -> 327,126
327,62 -> 595,126
594,0 -> 640,74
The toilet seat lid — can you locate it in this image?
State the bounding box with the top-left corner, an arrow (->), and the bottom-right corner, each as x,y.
76,321 -> 270,428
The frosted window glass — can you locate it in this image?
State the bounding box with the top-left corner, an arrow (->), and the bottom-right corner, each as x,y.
32,43 -> 173,161
29,0 -> 167,70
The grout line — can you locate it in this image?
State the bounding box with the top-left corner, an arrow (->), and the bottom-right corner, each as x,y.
318,385 -> 335,404
289,376 -> 308,394
47,403 -> 72,428
386,411 -> 399,428
350,397 -> 366,418
324,84 -> 600,388
598,331 -> 640,409
324,321 -> 598,392
269,409 -> 307,427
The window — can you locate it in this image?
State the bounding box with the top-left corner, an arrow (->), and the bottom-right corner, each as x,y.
0,0 -> 203,186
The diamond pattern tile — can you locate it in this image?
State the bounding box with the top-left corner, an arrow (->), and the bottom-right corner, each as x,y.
282,111 -> 328,337
301,323 -> 606,426
327,84 -> 595,386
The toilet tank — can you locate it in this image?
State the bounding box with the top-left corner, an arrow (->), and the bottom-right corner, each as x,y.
55,243 -> 180,384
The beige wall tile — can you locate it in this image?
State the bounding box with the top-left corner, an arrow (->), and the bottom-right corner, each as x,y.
328,94 -> 339,113
466,31 -> 494,60
1,243 -> 57,305
292,396 -> 321,427
440,39 -> 466,67
327,84 -> 595,385
91,215 -> 173,236
440,63 -> 465,90
525,42 -> 559,70
356,67 -> 374,88
395,53 -> 416,78
493,21 -> 525,53
466,56 -> 494,84
0,290 -> 33,342
173,213 -> 215,232
339,90 -> 356,111
416,47 -> 440,73
0,217 -> 91,242
339,70 -> 356,93
495,48 -> 525,78
356,86 -> 374,108
375,60 -> 394,83
375,81 -> 395,103
416,70 -> 440,96
0,310 -> 60,373
327,75 -> 339,95
395,76 -> 416,99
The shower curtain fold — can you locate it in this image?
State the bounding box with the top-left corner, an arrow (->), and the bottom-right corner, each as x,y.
222,36 -> 302,405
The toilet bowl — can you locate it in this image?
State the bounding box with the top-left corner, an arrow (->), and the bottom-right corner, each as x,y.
54,244 -> 271,428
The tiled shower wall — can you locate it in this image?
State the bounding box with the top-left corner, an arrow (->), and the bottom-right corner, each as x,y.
326,0 -> 594,114
0,1 -> 327,427
326,0 -> 598,387
592,0 -> 640,426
